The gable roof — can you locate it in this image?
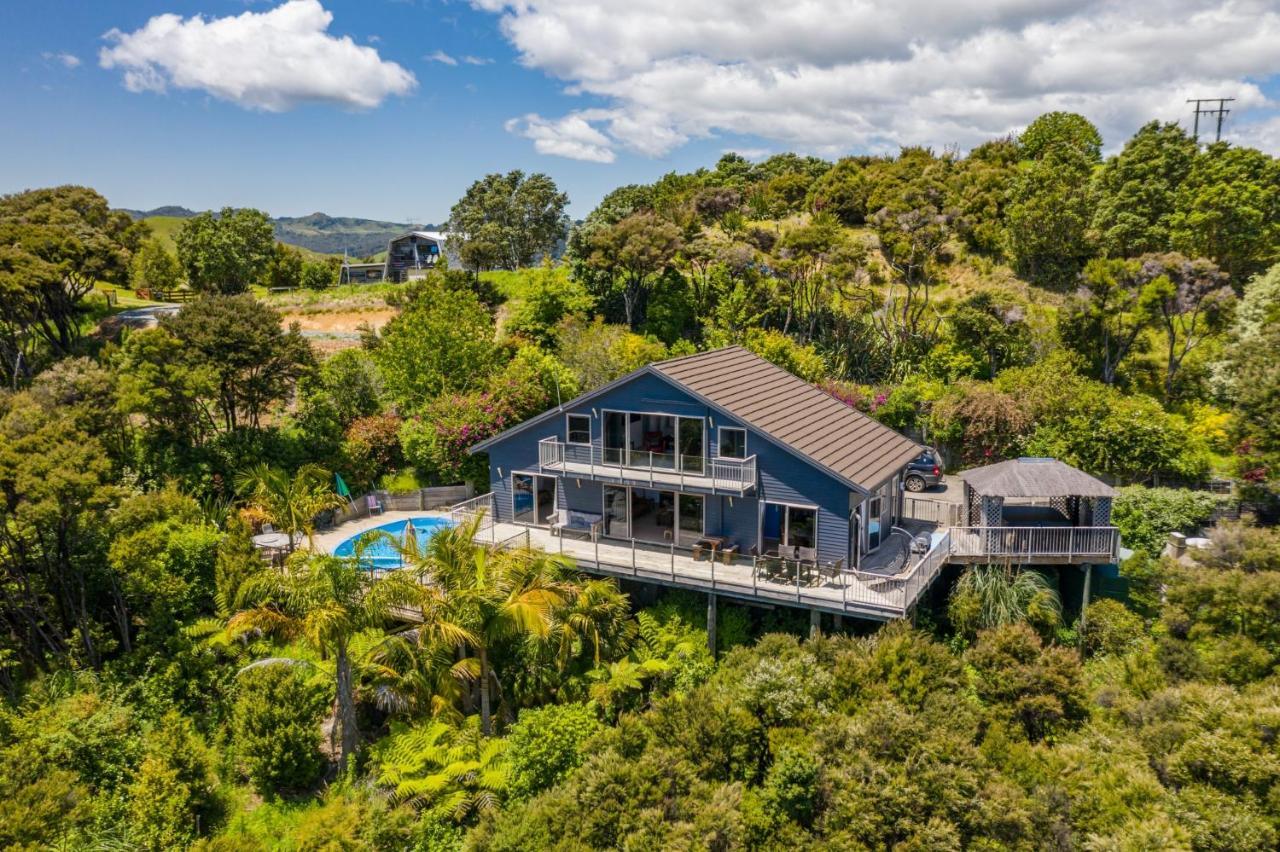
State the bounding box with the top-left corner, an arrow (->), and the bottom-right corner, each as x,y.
471,345 -> 923,492
653,347 -> 923,490
963,458 -> 1115,499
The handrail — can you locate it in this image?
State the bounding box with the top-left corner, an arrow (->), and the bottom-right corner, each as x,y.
949,526 -> 1118,560
537,437 -> 757,492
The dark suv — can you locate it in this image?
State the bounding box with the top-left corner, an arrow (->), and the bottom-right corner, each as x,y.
904,449 -> 944,492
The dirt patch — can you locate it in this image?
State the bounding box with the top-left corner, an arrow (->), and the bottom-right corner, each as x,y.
283,309 -> 396,335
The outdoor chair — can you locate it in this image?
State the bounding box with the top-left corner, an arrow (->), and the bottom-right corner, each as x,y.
551,509 -> 602,541
719,543 -> 739,565
367,495 -> 384,516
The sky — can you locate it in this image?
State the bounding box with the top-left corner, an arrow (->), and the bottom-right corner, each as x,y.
2,0 -> 1278,222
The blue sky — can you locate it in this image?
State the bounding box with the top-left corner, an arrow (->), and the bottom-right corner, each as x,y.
2,0 -> 1278,222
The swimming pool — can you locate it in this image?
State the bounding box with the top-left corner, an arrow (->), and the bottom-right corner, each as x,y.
332,516 -> 455,569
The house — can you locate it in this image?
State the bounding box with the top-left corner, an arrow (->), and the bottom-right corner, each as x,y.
458,347 -> 1121,627
338,261 -> 386,284
384,230 -> 446,282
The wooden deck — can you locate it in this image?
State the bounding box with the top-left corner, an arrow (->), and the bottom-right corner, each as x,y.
473,521 -> 952,620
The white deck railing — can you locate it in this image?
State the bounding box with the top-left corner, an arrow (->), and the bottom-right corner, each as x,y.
537,437 -> 757,493
949,526 -> 1118,561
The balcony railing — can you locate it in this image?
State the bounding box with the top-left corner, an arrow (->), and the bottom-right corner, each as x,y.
537,437 -> 757,493
949,526 -> 1118,561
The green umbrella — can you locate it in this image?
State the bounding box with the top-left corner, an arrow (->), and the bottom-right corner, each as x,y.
335,472 -> 352,500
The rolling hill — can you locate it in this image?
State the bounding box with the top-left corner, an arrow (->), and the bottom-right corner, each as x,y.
122,206 -> 439,258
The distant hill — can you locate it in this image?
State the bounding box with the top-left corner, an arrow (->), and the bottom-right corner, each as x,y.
121,207 -> 439,258
273,212 -> 440,258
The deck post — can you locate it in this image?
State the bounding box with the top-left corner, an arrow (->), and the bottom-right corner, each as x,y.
795,560 -> 801,602
752,556 -> 757,593
670,542 -> 676,580
707,593 -> 717,658
833,613 -> 844,633
710,553 -> 715,589
1080,563 -> 1092,627
809,608 -> 821,639
631,539 -> 636,573
594,538 -> 599,569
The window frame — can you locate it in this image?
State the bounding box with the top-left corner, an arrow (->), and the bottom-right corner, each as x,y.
565,413 -> 592,446
716,426 -> 748,460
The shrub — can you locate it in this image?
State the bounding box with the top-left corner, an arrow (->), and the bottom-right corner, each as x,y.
1111,486 -> 1220,555
231,664 -> 329,795
506,703 -> 601,800
1081,599 -> 1146,658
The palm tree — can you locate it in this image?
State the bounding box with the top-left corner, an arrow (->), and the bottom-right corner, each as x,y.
227,551 -> 423,771
424,518 -> 573,735
551,578 -> 634,670
236,463 -> 348,553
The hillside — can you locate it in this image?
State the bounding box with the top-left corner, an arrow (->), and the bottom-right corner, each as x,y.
273,212 -> 439,257
123,206 -> 438,257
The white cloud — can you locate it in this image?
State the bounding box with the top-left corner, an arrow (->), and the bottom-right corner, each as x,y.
506,112 -> 617,162
43,51 -> 81,69
426,49 -> 458,65
99,0 -> 416,111
472,0 -> 1280,161
462,55 -> 493,66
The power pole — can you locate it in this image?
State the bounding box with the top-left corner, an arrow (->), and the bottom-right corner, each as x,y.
1186,98 -> 1235,143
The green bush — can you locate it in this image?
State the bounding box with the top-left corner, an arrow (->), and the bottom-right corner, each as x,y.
506,703 -> 601,800
1111,486 -> 1220,554
231,664 -> 329,796
1081,599 -> 1146,658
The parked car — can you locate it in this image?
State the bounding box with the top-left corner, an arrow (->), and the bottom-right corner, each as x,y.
904,450 -> 944,491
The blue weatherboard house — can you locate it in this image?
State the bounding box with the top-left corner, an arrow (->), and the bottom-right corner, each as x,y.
465,346 -> 1120,624
469,346 -> 923,573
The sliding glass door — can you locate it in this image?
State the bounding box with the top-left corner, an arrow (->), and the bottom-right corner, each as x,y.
513,474 -> 557,526
677,493 -> 705,545
602,486 -> 705,545
762,502 -> 818,554
602,411 -> 706,473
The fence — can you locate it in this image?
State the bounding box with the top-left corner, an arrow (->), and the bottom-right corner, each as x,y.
900,496 -> 964,526
537,436 -> 757,493
329,484 -> 476,527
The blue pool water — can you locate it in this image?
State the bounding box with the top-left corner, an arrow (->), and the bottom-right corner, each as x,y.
332,516 -> 455,569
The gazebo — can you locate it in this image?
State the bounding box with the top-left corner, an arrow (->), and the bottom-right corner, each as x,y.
953,458 -> 1118,564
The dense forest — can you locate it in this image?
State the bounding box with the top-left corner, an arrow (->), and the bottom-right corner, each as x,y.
1,110 -> 1279,850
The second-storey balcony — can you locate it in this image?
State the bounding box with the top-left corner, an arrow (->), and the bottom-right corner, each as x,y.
538,437 -> 757,494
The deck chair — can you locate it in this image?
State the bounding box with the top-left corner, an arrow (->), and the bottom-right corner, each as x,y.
367,494 -> 384,516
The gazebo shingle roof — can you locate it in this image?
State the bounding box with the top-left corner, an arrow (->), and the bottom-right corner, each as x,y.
962,458 -> 1115,499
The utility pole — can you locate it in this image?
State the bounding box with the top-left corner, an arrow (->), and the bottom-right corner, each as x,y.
1186,98 -> 1235,143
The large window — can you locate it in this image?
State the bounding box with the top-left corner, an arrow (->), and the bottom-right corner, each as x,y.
603,486 -> 629,537
566,414 -> 591,445
602,410 -> 706,472
718,427 -> 747,459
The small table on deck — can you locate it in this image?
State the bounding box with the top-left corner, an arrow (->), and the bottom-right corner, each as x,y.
694,535 -> 727,561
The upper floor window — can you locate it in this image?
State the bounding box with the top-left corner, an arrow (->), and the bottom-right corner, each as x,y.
718,427 -> 747,459
566,414 -> 591,445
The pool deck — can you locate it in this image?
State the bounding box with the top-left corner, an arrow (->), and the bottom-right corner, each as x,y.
312,510 -> 451,555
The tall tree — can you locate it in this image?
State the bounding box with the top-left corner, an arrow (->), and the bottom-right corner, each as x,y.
1058,257 -> 1156,385
0,186 -> 144,355
175,207 -> 275,294
584,213 -> 683,329
1092,121 -> 1198,258
1169,142 -> 1280,282
448,171 -> 569,271
371,281 -> 497,410
1137,253 -> 1234,399
1018,111 -> 1103,163
229,552 -> 424,772
162,294 -> 314,430
1005,147 -> 1096,287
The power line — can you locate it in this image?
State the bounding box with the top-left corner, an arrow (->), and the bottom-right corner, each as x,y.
1186,97 -> 1235,143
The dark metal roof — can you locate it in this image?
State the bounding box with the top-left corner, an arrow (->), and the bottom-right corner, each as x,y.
963,458 -> 1116,499
653,347 -> 923,491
